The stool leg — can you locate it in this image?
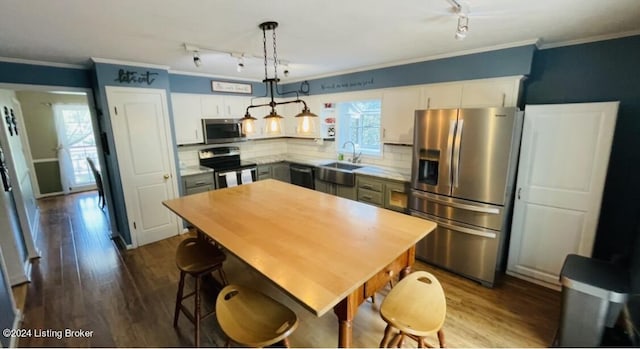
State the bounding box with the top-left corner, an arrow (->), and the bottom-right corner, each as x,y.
389,332 -> 404,348
173,271 -> 186,327
418,337 -> 426,348
218,266 -> 228,286
437,329 -> 446,348
283,336 -> 291,348
195,275 -> 201,347
380,324 -> 394,348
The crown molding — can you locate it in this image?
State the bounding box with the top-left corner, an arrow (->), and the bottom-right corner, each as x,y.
168,69 -> 262,82
90,57 -> 170,70
0,56 -> 87,69
538,30 -> 640,50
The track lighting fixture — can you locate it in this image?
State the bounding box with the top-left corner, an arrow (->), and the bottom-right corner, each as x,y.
236,56 -> 245,73
193,51 -> 202,67
455,15 -> 468,40
448,0 -> 469,40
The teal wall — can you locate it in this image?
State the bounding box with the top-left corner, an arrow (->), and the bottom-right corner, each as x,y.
524,35 -> 640,262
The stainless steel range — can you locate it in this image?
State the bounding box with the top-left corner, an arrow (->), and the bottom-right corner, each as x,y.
198,146 -> 257,189
410,107 -> 523,287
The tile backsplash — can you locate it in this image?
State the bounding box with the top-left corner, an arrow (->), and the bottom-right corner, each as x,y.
177,138 -> 412,171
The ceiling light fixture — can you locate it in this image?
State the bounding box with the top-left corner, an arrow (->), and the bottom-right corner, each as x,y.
240,21 -> 317,136
455,15 -> 468,40
448,0 -> 469,40
237,56 -> 245,73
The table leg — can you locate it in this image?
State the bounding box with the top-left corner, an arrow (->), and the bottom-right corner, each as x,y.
333,293 -> 360,348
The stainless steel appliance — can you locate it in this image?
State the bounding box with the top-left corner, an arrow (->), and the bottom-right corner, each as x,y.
198,146 -> 256,189
410,107 -> 523,287
202,118 -> 245,144
290,163 -> 315,189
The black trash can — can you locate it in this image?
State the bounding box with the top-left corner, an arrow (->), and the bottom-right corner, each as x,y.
557,254 -> 630,347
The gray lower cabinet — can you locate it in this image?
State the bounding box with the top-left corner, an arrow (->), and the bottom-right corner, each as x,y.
258,162 -> 290,182
357,175 -> 409,212
257,164 -> 272,180
314,179 -> 356,200
183,172 -> 214,195
272,162 -> 291,182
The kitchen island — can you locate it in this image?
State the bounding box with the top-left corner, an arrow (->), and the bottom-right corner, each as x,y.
163,179 -> 436,347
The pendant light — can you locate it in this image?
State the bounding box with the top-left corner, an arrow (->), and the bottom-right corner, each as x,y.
241,21 -> 317,136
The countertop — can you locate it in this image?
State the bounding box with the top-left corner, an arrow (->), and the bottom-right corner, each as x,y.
179,156 -> 411,182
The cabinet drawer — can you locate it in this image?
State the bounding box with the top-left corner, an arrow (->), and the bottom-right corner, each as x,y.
184,173 -> 214,188
358,188 -> 383,206
357,178 -> 383,192
185,184 -> 214,195
364,252 -> 409,299
257,165 -> 272,180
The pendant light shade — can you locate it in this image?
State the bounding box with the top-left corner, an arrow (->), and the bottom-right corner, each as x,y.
295,106 -> 318,135
264,110 -> 284,135
242,21 -> 317,136
241,111 -> 257,135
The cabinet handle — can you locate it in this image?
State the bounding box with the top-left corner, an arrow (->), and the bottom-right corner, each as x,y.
501,93 -> 506,107
195,181 -> 206,185
517,187 -> 522,200
362,195 -> 373,200
227,105 -> 231,115
216,105 -> 220,115
382,128 -> 386,140
427,97 -> 431,109
361,185 -> 374,190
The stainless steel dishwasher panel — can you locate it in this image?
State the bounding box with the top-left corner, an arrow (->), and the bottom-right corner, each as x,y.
289,164 -> 315,189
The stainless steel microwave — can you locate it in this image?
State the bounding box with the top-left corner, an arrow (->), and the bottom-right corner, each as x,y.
202,119 -> 245,144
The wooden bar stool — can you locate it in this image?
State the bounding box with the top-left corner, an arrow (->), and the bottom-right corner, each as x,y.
173,237 -> 228,347
379,271 -> 446,348
215,285 -> 298,348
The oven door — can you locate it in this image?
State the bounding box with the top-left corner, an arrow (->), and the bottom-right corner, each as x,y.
215,167 -> 257,188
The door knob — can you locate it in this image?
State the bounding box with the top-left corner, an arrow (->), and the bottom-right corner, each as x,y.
163,174 -> 170,180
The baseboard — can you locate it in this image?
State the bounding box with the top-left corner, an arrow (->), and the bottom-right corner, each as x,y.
112,233 -> 134,250
506,270 -> 561,291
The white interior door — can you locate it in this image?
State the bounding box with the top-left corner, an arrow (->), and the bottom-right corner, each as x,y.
507,102 -> 618,288
106,87 -> 179,247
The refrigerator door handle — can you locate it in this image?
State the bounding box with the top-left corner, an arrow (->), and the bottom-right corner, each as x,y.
411,210 -> 497,239
452,119 -> 464,187
447,120 -> 457,186
411,191 -> 500,214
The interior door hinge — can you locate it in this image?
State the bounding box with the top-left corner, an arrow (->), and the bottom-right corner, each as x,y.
114,106 -> 118,115
133,221 -> 136,229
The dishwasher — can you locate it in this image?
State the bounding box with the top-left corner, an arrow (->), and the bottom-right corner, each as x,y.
289,164 -> 315,189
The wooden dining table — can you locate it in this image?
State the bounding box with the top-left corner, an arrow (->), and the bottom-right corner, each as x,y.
163,179 -> 436,347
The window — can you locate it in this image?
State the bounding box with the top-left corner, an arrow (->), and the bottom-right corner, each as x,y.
336,99 -> 382,156
53,104 -> 99,191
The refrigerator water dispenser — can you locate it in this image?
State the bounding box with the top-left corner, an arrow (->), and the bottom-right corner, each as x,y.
418,149 -> 440,185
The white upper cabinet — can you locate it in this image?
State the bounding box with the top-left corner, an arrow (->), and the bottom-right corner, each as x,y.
201,94 -> 251,119
381,86 -> 421,144
171,93 -> 204,145
200,95 -> 225,118
224,95 -> 250,118
460,76 -> 522,108
421,82 -> 463,109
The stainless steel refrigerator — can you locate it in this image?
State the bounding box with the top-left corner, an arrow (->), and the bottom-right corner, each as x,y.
409,107 -> 523,287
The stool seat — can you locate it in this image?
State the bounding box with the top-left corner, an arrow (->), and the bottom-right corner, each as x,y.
216,285 -> 298,348
176,237 -> 226,274
379,271 -> 446,348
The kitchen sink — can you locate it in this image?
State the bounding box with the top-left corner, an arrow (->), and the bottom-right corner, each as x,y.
316,162 -> 363,186
321,162 -> 363,171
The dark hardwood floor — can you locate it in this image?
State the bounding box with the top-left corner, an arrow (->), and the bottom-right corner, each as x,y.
18,191 -> 561,347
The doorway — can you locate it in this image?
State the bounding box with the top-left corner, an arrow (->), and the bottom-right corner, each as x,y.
52,102 -> 99,193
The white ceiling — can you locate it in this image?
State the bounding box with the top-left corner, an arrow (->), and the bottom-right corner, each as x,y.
1,0 -> 639,82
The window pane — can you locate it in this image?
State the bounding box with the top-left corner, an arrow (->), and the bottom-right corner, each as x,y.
336,99 -> 382,156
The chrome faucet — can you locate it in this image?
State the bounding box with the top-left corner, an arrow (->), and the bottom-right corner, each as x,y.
342,141 -> 362,163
